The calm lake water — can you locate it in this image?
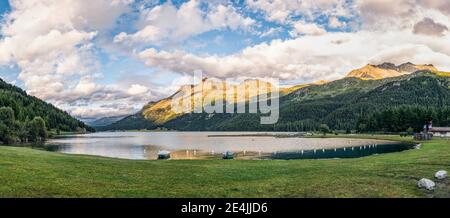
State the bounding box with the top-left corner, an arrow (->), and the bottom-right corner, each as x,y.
44,132 -> 412,160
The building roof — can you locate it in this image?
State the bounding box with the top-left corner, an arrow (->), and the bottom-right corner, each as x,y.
430,127 -> 450,132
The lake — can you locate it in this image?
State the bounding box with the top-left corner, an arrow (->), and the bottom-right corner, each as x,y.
44,132 -> 413,160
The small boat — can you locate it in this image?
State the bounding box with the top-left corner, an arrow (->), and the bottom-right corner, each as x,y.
157,150 -> 171,160
222,151 -> 234,160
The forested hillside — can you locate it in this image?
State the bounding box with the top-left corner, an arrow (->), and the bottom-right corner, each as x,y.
0,78 -> 93,144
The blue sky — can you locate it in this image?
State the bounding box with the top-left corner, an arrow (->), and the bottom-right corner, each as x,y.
0,0 -> 9,15
1,0 -> 450,118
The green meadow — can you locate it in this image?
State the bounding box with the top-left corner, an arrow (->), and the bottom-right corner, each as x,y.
0,135 -> 449,198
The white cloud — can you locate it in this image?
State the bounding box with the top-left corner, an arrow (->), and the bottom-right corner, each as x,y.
68,104 -> 137,119
417,0 -> 450,15
114,0 -> 255,46
0,0 -> 141,118
138,30 -> 450,82
57,81 -> 155,119
73,77 -> 101,96
328,16 -> 345,29
290,21 -> 326,36
259,27 -> 283,38
127,84 -> 150,95
355,0 -> 450,31
246,0 -> 352,23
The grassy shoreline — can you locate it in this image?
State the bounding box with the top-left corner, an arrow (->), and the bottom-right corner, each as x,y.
0,135 -> 449,197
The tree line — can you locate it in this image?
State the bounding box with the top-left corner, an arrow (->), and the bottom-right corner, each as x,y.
0,107 -> 47,144
356,106 -> 450,133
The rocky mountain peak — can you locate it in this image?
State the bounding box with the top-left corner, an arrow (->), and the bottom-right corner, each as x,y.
347,62 -> 438,80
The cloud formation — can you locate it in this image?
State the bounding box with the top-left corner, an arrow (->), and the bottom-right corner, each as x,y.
114,0 -> 255,46
413,17 -> 448,36
245,0 -> 352,24
290,21 -> 326,36
0,0 -> 156,118
1,0 -> 450,119
137,30 -> 450,82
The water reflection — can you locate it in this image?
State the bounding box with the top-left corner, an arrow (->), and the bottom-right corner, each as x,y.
44,132 -> 410,160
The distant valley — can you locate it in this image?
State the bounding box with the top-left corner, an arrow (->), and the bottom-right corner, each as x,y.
86,115 -> 128,127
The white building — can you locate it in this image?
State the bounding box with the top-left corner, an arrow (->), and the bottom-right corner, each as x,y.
430,127 -> 450,137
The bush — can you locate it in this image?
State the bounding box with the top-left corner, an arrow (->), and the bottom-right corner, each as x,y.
319,124 -> 330,136
406,127 -> 414,136
27,117 -> 47,142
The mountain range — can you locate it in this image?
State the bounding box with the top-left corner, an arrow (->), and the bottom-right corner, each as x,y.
99,62 -> 450,132
85,115 -> 128,127
346,62 -> 437,80
1,61 -> 448,135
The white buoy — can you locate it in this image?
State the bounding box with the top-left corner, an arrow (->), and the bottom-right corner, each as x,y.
243,150 -> 246,156
334,148 -> 337,152
314,149 -> 316,154
193,150 -> 197,156
343,147 -> 346,151
352,147 -> 354,151
322,149 -> 325,153
301,150 -> 304,155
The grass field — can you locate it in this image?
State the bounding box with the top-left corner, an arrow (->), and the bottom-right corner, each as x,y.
0,135 -> 449,198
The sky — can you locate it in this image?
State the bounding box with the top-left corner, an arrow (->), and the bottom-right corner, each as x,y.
1,0 -> 450,119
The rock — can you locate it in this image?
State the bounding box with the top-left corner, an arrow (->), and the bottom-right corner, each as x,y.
414,144 -> 421,149
157,150 -> 171,160
435,170 -> 448,180
417,178 -> 435,190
